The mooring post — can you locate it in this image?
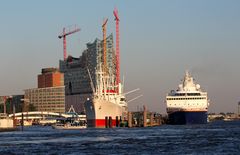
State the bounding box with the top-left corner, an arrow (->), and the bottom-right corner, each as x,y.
105,116 -> 108,128
21,112 -> 24,131
150,113 -> 154,127
143,105 -> 147,127
116,116 -> 119,127
109,116 -> 112,128
128,112 -> 132,128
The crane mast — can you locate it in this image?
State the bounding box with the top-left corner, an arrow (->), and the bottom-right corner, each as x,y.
58,26 -> 80,60
102,18 -> 108,73
113,8 -> 120,93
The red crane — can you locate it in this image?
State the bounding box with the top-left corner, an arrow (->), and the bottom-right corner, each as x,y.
58,26 -> 80,60
113,8 -> 120,90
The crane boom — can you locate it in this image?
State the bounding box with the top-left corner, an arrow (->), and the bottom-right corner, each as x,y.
58,28 -> 80,38
58,26 -> 80,60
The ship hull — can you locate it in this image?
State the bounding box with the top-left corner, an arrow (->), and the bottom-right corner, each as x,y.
84,98 -> 127,128
168,111 -> 207,125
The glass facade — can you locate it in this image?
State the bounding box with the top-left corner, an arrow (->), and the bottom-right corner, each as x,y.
59,34 -> 116,95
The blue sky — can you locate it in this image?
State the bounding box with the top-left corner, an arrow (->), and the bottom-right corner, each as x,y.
1,0 -> 240,113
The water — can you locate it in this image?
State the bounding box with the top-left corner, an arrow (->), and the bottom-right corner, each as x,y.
0,121 -> 239,155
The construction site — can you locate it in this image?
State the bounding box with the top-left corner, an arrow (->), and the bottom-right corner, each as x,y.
58,8 -> 122,115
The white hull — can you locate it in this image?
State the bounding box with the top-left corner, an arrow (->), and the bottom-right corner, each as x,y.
84,98 -> 127,128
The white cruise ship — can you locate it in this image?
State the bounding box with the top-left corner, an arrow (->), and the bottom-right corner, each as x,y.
166,71 -> 210,124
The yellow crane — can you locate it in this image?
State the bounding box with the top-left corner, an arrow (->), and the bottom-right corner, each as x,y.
102,18 -> 108,73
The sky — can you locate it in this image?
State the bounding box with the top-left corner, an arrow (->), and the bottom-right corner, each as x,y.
0,0 -> 240,114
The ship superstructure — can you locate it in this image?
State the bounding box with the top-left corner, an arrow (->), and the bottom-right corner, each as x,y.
166,71 -> 209,124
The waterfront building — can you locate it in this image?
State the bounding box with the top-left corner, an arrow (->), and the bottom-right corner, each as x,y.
24,86 -> 65,113
38,68 -> 64,88
24,68 -> 65,113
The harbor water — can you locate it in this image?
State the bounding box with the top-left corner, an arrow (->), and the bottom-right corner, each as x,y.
0,121 -> 239,154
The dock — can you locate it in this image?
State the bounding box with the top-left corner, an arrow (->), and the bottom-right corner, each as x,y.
127,106 -> 165,128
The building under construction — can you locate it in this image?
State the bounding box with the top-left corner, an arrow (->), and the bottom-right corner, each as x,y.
59,34 -> 116,113
58,8 -> 121,114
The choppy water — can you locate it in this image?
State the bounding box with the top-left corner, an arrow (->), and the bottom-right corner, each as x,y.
0,121 -> 239,155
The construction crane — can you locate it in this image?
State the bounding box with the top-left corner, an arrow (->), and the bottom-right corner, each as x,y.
58,26 -> 80,60
113,8 -> 120,91
102,18 -> 108,73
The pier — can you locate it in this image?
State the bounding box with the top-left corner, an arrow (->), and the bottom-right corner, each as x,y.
127,106 -> 163,128
103,106 -> 164,128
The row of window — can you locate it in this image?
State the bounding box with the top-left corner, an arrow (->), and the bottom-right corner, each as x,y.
167,97 -> 206,100
38,105 -> 65,108
33,101 -> 65,103
30,98 -> 64,101
171,93 -> 202,96
30,96 -> 64,98
31,100 -> 65,103
27,88 -> 64,93
168,103 -> 205,106
29,96 -> 64,99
